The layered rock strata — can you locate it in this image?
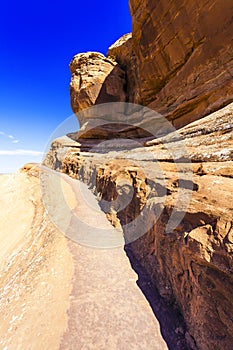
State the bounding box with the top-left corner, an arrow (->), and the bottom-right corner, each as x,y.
44,102 -> 233,350
44,1 -> 233,348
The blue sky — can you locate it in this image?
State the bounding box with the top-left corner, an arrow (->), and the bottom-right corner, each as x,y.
0,0 -> 131,173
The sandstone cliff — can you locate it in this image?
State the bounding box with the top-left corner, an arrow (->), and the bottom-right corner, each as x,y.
1,1 -> 233,349
121,0 -> 233,128
43,1 -> 233,349
70,0 -> 233,135
45,101 -> 233,350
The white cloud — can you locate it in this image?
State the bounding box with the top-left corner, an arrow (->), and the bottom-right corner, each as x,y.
0,149 -> 43,156
0,131 -> 20,143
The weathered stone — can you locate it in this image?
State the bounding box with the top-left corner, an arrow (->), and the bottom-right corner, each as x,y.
44,101 -> 233,350
107,33 -> 139,103
69,52 -> 151,139
70,0 -> 233,135
114,0 -> 233,127
44,1 -> 233,348
70,51 -> 126,115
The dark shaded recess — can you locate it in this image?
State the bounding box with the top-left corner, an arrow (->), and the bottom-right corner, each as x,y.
147,178 -> 170,197
96,64 -> 127,104
76,123 -> 153,140
181,212 -> 218,233
172,179 -> 199,191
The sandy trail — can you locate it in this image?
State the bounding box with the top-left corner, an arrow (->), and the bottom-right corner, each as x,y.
0,172 -> 73,350
0,168 -> 167,349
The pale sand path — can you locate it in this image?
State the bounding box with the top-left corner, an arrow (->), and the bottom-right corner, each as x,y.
0,172 -> 73,350
0,168 -> 168,349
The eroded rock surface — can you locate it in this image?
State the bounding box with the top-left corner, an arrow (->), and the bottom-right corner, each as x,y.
70,1 -> 233,130
70,52 -> 126,113
129,0 -> 233,127
43,1 -> 233,348
44,102 -> 233,350
108,33 -> 139,103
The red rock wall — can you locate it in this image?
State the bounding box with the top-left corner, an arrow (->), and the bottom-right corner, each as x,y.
44,102 -> 233,350
129,0 -> 233,127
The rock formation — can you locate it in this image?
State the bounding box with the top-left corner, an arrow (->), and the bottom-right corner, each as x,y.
128,0 -> 233,128
70,52 -> 126,114
44,0 -> 233,349
45,100 -> 233,350
70,0 -> 233,134
108,33 -> 138,103
2,1 -> 233,349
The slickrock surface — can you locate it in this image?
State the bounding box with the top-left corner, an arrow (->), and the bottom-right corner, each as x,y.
45,102 -> 233,350
0,168 -> 168,349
